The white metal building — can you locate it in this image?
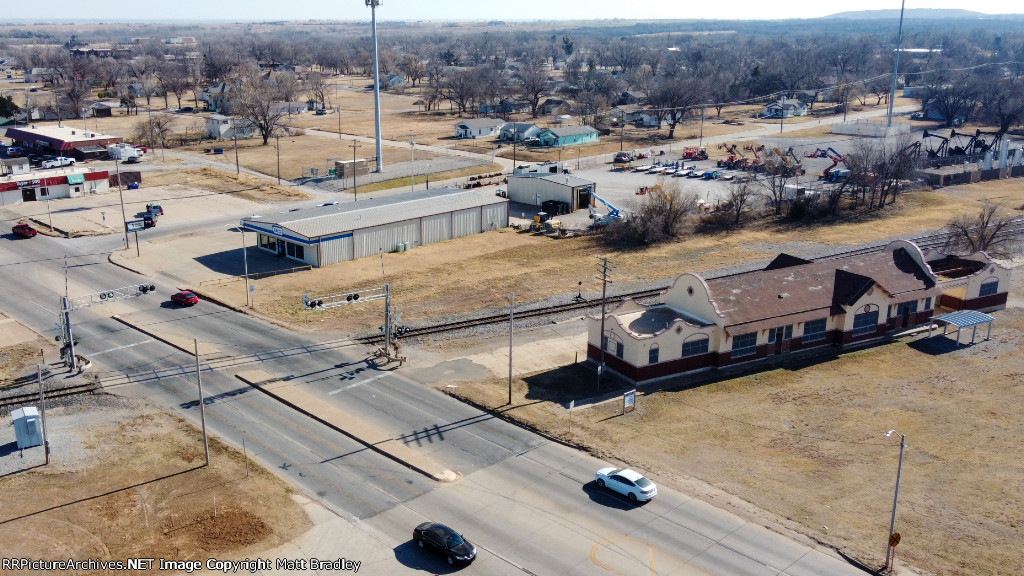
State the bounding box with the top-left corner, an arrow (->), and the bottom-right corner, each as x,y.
241,188 -> 509,267
506,173 -> 596,212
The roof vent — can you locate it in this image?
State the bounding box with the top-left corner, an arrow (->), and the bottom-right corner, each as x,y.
71,130 -> 76,135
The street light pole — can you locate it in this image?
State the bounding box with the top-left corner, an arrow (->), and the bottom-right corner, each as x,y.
410,136 -> 415,192
275,135 -> 281,185
884,430 -> 906,572
240,225 -> 250,308
887,0 -> 907,129
367,0 -> 384,172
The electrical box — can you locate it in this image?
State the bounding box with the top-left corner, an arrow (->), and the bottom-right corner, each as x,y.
11,406 -> 43,449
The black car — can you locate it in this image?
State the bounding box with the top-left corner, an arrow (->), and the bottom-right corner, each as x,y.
143,215 -> 156,228
412,522 -> 476,566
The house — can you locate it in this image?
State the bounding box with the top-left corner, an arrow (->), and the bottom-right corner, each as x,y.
206,115 -> 258,140
200,83 -> 233,113
499,122 -> 541,142
537,125 -> 599,147
270,101 -> 309,116
454,118 -> 505,139
124,83 -> 147,98
586,240 -> 1010,383
614,91 -> 644,106
378,74 -> 407,90
24,68 -> 57,84
763,98 -> 808,119
611,105 -> 645,125
540,98 -> 569,116
479,98 -> 531,115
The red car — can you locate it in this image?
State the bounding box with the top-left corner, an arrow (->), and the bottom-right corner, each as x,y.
171,291 -> 199,306
12,223 -> 38,238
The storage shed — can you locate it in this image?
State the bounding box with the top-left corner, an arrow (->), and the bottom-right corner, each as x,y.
241,188 -> 509,267
11,406 -> 43,449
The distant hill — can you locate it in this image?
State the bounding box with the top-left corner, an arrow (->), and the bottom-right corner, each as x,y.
824,9 -> 993,20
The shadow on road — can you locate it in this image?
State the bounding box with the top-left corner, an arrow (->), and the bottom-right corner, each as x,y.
392,540 -> 463,573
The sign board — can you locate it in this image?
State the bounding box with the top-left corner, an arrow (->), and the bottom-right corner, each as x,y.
249,284 -> 255,293
623,389 -> 636,413
272,225 -> 283,235
126,219 -> 144,232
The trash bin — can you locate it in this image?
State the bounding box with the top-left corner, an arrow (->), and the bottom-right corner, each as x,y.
127,182 -> 140,190
213,148 -> 223,155
11,406 -> 43,449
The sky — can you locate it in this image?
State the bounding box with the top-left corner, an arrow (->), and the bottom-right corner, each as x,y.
4,0 -> 1024,22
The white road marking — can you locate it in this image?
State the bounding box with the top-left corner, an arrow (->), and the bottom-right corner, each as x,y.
328,372 -> 390,395
90,339 -> 155,356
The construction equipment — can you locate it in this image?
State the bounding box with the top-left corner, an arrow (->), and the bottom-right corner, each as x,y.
543,219 -> 567,237
529,211 -> 551,232
805,148 -> 828,158
821,150 -> 847,180
682,147 -> 708,160
717,144 -> 747,169
589,191 -> 625,225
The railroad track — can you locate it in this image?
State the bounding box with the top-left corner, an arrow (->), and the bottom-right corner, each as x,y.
0,381 -> 101,410
358,224 -> 1024,345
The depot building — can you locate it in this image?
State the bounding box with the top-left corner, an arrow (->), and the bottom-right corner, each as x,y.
241,188 -> 509,267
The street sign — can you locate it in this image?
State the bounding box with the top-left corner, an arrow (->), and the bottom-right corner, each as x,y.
889,532 -> 901,547
249,285 -> 255,293
126,219 -> 144,232
624,389 -> 636,413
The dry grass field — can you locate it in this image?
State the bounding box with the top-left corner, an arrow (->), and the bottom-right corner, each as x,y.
0,398 -> 311,567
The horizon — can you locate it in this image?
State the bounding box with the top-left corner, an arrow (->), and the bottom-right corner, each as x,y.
3,1 -> 1023,24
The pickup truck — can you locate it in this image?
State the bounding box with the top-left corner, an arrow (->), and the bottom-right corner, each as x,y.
146,202 -> 164,215
42,157 -> 75,168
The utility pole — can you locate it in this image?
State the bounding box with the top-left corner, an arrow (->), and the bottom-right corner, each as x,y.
37,364 -> 49,465
508,292 -> 514,405
410,135 -> 415,192
233,131 -> 240,174
352,139 -> 360,201
115,159 -> 128,249
595,257 -> 612,392
275,135 -> 281,185
196,338 -> 210,466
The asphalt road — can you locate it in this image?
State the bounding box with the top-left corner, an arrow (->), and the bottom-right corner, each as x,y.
0,132 -> 880,575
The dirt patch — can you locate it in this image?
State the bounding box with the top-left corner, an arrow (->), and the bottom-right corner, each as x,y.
0,397 -> 311,568
141,167 -> 311,203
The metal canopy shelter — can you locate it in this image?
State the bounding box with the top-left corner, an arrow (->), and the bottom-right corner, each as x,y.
928,310 -> 994,346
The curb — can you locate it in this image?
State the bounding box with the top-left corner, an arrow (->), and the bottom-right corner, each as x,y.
236,371 -> 457,484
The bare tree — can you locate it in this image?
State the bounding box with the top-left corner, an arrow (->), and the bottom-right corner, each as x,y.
943,201 -> 1022,259
305,72 -> 328,110
758,170 -> 792,217
725,181 -> 757,225
134,113 -> 175,148
517,59 -> 548,118
231,72 -> 287,145
847,136 -> 919,209
602,180 -> 698,246
159,63 -> 190,109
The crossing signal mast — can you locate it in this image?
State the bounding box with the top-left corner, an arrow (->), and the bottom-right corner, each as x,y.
303,283 -> 406,366
57,284 -> 156,371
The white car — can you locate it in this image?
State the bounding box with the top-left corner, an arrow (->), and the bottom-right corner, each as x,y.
318,201 -> 339,207
595,467 -> 657,502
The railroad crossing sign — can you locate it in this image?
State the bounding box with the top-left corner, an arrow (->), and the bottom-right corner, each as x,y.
126,219 -> 144,232
889,532 -> 901,547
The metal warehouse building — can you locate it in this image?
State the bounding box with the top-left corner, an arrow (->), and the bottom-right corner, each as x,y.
241,188 -> 509,267
507,173 -> 596,212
